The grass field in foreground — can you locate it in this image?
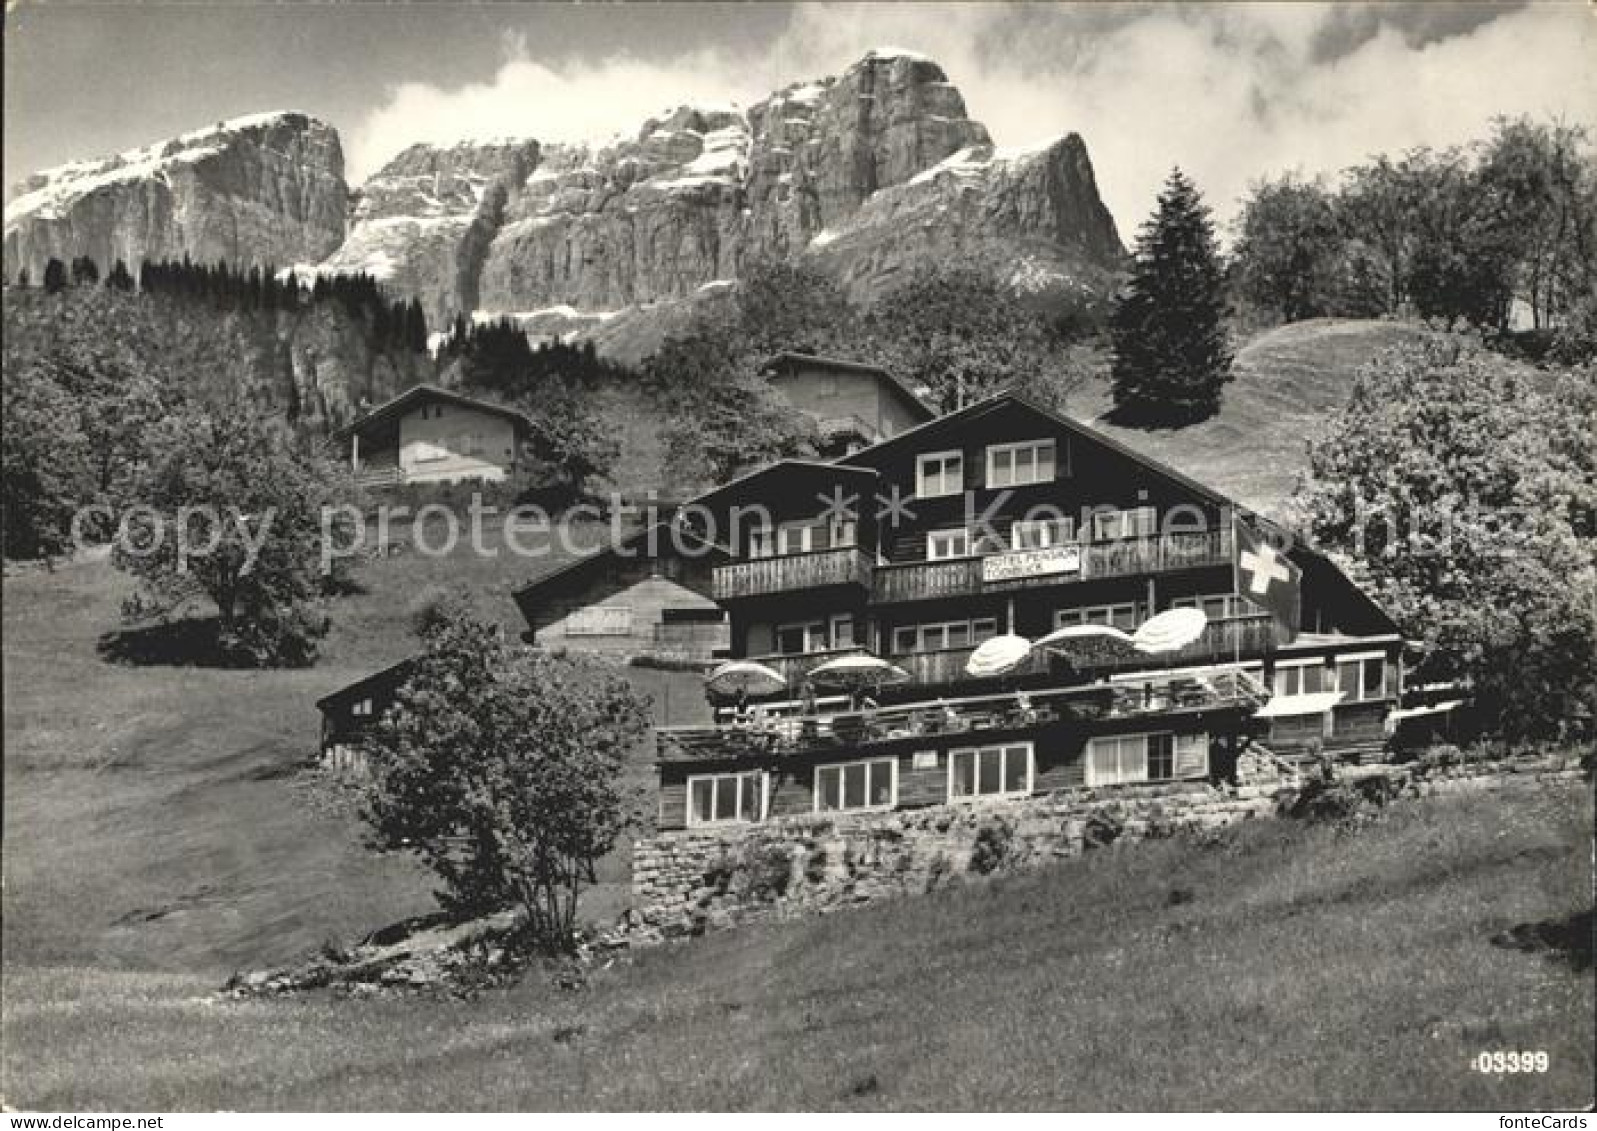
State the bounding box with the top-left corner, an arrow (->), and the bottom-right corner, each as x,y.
4,784 -> 1591,1111
1,523 -> 708,976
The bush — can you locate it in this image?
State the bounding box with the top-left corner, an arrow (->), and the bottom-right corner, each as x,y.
969,819 -> 1015,875
361,606 -> 650,951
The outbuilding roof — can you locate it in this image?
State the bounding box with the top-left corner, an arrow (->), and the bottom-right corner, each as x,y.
333,384 -> 534,441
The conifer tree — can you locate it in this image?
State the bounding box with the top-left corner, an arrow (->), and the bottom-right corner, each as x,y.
1109,168 -> 1233,424
43,258 -> 67,294
105,260 -> 135,292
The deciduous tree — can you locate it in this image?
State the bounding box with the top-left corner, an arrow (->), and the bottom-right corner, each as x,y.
361,602 -> 650,950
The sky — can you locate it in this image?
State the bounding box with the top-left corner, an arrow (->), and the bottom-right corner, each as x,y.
5,1 -> 1595,232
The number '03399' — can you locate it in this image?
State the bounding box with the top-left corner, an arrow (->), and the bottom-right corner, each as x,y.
1473,1051 -> 1549,1073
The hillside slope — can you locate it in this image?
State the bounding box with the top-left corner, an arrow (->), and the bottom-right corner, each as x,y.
4,783 -> 1590,1109
0,525 -> 709,976
1073,319 -> 1435,517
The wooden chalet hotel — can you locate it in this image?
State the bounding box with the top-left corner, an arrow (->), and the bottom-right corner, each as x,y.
616,390 -> 1405,831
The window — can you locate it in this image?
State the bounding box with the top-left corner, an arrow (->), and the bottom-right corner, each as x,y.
776,621 -> 828,655
566,606 -> 633,636
986,440 -> 1057,488
777,523 -> 814,555
1089,505 -> 1158,541
1274,657 -> 1328,697
1170,593 -> 1246,621
927,528 -> 971,560
829,518 -> 858,548
1087,734 -> 1146,785
830,615 -> 857,650
351,697 -> 374,718
1056,603 -> 1142,632
748,524 -> 776,559
688,771 -> 765,826
948,743 -> 1033,801
916,450 -> 964,497
893,617 -> 999,653
1010,518 -> 1073,550
1334,653 -> 1390,702
1087,732 -> 1207,786
815,758 -> 897,813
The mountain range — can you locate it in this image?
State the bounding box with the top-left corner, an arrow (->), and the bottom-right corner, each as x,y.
3,50 -> 1125,353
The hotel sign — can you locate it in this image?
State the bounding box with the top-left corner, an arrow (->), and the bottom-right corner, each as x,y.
982,545 -> 1082,583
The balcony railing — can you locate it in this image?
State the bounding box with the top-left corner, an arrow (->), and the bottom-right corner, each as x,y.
871,527 -> 1233,604
881,613 -> 1282,688
712,547 -> 874,601
354,465 -> 404,489
1157,613 -> 1284,666
657,665 -> 1270,763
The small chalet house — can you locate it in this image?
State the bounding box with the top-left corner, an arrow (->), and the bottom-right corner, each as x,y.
316,657 -> 415,772
761,352 -> 936,456
506,355 -> 936,659
652,391 -> 1404,831
336,384 -> 532,487
512,520 -> 730,662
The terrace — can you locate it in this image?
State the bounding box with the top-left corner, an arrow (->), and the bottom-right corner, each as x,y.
657,666 -> 1269,764
711,547 -> 875,600
872,526 -> 1234,605
742,613 -> 1284,695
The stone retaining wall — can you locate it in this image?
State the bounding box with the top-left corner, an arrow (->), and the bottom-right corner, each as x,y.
620,753 -> 1589,946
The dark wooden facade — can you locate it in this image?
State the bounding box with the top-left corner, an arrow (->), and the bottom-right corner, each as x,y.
512,520 -> 729,662
653,390 -> 1406,830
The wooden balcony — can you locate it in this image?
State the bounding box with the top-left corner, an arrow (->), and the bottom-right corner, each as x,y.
712,547 -> 874,601
1155,613 -> 1285,666
871,527 -> 1233,605
354,465 -> 404,489
657,665 -> 1270,764
885,614 -> 1285,689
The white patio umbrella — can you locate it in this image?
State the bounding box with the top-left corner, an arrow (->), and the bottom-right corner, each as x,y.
1132,607 -> 1208,654
1033,623 -> 1142,668
807,653 -> 911,690
704,660 -> 787,698
964,633 -> 1034,678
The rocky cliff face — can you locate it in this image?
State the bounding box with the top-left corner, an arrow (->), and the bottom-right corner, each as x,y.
6,51 -> 1127,349
3,112 -> 347,283
318,138 -> 541,324
340,49 -> 1122,329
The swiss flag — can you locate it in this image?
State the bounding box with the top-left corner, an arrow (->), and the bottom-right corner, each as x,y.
1234,516 -> 1301,630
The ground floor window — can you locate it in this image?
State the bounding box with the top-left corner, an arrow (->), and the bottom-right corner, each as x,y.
892,617 -> 999,654
1335,652 -> 1390,701
1273,657 -> 1330,697
1169,593 -> 1249,621
948,742 -> 1033,801
565,605 -> 632,636
687,771 -> 766,826
1056,602 -> 1142,632
1087,732 -> 1208,786
815,757 -> 897,813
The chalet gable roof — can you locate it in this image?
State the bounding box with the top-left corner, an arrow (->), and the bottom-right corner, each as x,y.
835,390 -> 1236,512
334,384 -> 534,441
759,351 -> 936,423
509,517 -> 724,606
315,657 -> 416,712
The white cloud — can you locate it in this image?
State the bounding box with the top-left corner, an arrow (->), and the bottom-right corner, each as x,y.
349,3 -> 1597,238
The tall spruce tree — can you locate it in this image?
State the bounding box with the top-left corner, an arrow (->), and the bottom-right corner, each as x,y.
1109,168 -> 1233,424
